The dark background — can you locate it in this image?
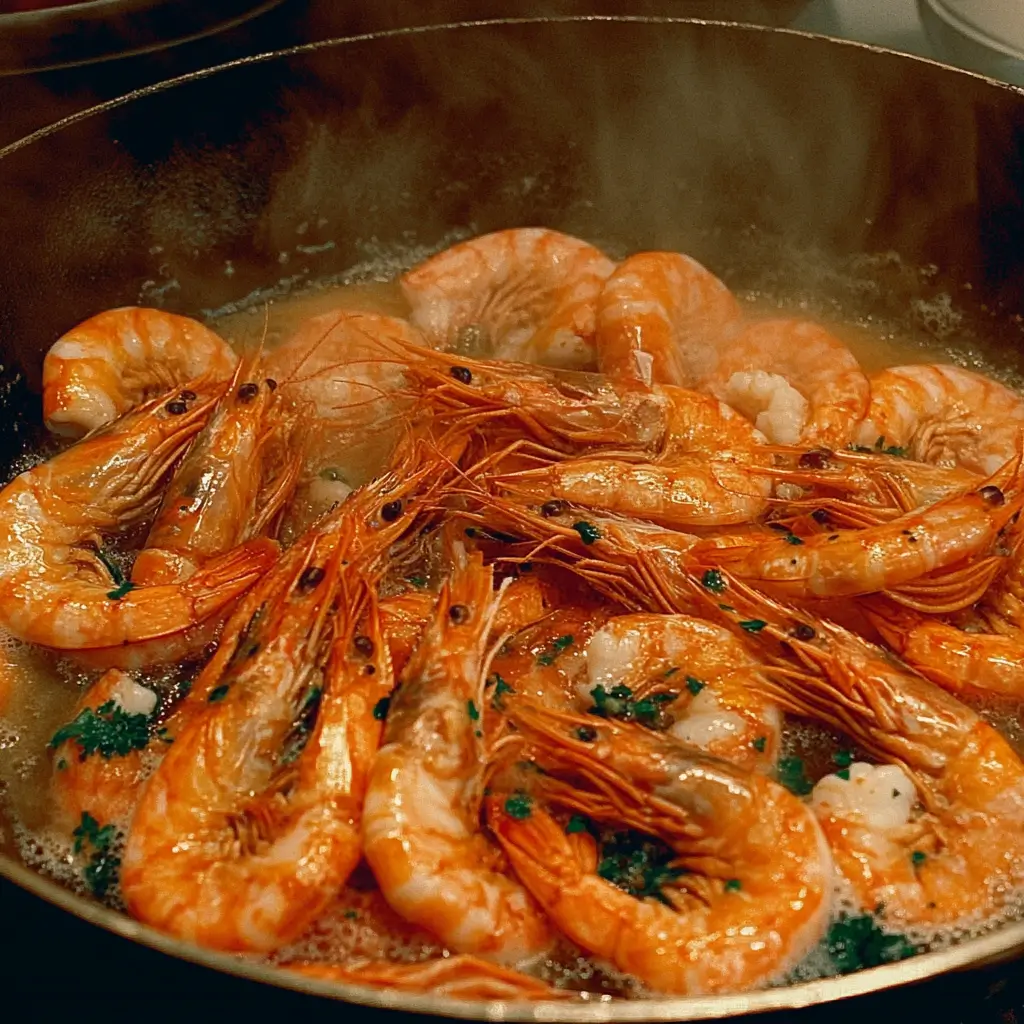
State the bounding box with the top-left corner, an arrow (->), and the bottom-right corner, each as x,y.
0,1 -> 1021,1019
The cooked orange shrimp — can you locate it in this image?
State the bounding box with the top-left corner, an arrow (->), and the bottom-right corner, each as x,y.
706,319 -> 869,448
708,581 -> 1024,928
42,307 -> 238,438
284,955 -> 572,1000
584,614 -> 780,772
133,359 -> 299,586
488,704 -> 831,994
122,550 -> 390,951
0,381 -> 277,653
362,540 -> 554,965
856,364 -> 1024,474
859,596 -> 1024,700
401,228 -> 615,369
595,251 -> 741,386
688,453 -> 1024,603
49,668 -> 161,828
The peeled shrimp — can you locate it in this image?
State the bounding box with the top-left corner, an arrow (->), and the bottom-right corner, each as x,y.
713,580 -> 1024,928
284,955 -> 572,1000
708,319 -> 869,448
42,307 -> 237,438
402,228 -> 615,369
362,540 -> 554,965
595,251 -> 741,386
122,548 -> 388,951
584,614 -> 781,772
489,702 -> 832,994
0,381 -> 277,653
856,363 -> 1024,474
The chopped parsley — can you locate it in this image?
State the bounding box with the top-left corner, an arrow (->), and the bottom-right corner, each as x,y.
833,749 -> 854,768
783,533 -> 804,546
467,699 -> 480,721
724,878 -> 742,892
504,791 -> 533,819
826,913 -> 917,974
487,673 -> 515,709
72,812 -> 121,899
911,850 -> 927,866
572,520 -> 601,545
405,574 -> 427,589
372,697 -> 391,721
589,684 -> 677,730
565,814 -> 590,834
739,619 -> 767,633
50,700 -> 151,761
106,580 -> 136,601
701,569 -> 726,594
536,634 -> 574,666
597,831 -> 684,905
752,736 -> 767,753
835,768 -> 851,781
685,676 -> 705,696
777,756 -> 814,797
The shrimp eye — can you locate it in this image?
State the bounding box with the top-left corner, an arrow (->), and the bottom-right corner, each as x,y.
811,508 -> 830,525
297,566 -> 326,592
450,366 -> 473,384
165,400 -> 188,415
980,485 -> 1006,506
798,448 -> 832,470
353,635 -> 375,657
380,500 -> 403,522
540,499 -> 568,518
179,389 -> 198,402
790,623 -> 816,641
449,604 -> 470,624
237,382 -> 260,402
264,378 -> 278,391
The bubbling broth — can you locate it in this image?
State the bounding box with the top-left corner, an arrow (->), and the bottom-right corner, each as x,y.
4,235 -> 1024,1001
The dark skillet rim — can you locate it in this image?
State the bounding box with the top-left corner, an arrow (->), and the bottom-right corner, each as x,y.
2,16 -> 1023,1018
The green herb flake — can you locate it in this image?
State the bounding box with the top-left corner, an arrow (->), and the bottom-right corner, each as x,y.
552,634 -> 574,651
372,697 -> 390,721
565,814 -> 590,835
106,580 -> 136,601
504,791 -> 533,820
724,878 -> 742,892
826,913 -> 917,974
94,547 -> 125,585
405,574 -> 427,589
777,757 -> 814,797
572,520 -> 601,545
538,635 -> 575,666
835,768 -> 851,781
784,533 -> 805,546
752,736 -> 767,753
467,699 -> 480,721
597,831 -> 684,905
589,684 -> 675,730
49,700 -> 151,761
207,684 -> 230,703
72,812 -> 121,899
685,676 -> 705,696
911,850 -> 927,866
833,749 -> 855,768
343,909 -> 359,920
739,619 -> 767,633
701,568 -> 727,594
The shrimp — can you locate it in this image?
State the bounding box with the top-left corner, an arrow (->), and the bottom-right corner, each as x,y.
706,319 -> 869,448
688,453 -> 1024,604
487,702 -> 832,994
584,614 -> 781,772
284,955 -> 572,1000
42,307 -> 238,438
859,596 -> 1024,700
121,549 -> 390,951
705,579 -> 1024,928
49,668 -> 161,828
362,540 -> 555,965
401,228 -> 616,370
595,251 -> 741,387
0,381 -> 278,653
132,359 -> 300,586
855,364 -> 1024,475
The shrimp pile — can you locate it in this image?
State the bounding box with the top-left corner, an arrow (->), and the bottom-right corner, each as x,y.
7,228 -> 1024,1005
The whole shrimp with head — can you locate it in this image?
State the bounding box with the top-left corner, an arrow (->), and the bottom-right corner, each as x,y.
401,228 -> 616,370
42,307 -> 238,438
487,698 -> 832,994
362,534 -> 555,965
0,380 -> 276,655
690,573 -> 1024,929
121,535 -> 394,951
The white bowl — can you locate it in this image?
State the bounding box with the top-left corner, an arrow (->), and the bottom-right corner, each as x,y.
919,0 -> 1024,86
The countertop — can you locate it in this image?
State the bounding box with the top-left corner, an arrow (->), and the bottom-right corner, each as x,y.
1,0 -> 1022,1019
